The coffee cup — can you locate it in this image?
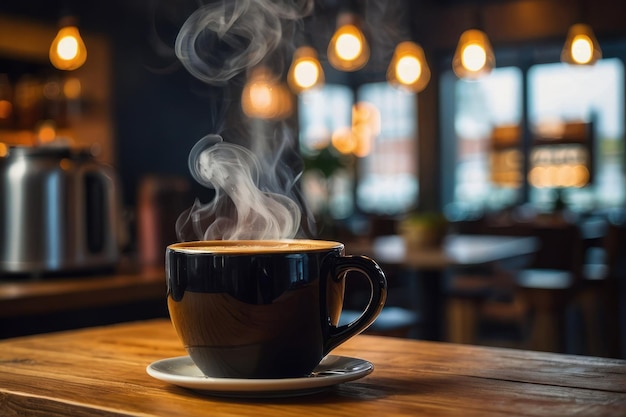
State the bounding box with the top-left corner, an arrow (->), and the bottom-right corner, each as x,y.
166,239 -> 387,379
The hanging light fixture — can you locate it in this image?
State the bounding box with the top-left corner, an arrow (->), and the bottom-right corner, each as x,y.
241,66 -> 293,121
387,41 -> 431,93
327,11 -> 370,72
452,28 -> 495,80
287,46 -> 325,94
561,23 -> 602,65
49,16 -> 87,71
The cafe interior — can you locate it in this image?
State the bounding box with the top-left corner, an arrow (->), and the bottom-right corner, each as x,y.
0,0 -> 625,361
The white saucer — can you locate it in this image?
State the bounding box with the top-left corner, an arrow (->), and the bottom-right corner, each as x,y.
146,355 -> 373,398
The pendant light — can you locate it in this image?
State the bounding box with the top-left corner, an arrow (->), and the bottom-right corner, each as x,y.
327,11 -> 370,72
49,16 -> 87,71
452,28 -> 495,80
387,41 -> 431,93
241,67 -> 293,121
287,46 -> 325,94
561,0 -> 601,66
561,23 -> 602,65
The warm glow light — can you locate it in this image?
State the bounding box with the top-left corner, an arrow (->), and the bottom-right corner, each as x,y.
396,56 -> 421,84
452,29 -> 495,79
529,164 -> 589,188
571,35 -> 593,64
37,120 -> 57,144
336,32 -> 361,60
461,44 -> 487,72
529,145 -> 590,188
242,67 -> 293,120
57,36 -> 79,60
352,125 -> 372,158
387,41 -> 430,93
573,164 -> 590,187
327,13 -> 369,72
49,18 -> 87,71
348,102 -> 380,157
294,61 -> 319,88
332,127 -> 357,154
63,78 -> 82,99
250,83 -> 273,110
561,23 -> 602,66
287,46 -> 324,94
0,143 -> 7,157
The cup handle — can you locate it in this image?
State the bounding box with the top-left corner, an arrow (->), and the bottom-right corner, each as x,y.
324,255 -> 387,354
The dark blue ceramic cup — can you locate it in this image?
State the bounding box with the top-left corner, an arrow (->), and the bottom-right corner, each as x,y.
166,239 -> 387,379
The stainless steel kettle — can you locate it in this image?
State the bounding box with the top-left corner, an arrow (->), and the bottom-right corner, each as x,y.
0,145 -> 120,275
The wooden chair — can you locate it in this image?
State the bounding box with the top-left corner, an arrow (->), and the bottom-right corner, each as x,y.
579,220 -> 626,358
445,216 -> 585,352
513,219 -> 585,352
444,220 -> 527,346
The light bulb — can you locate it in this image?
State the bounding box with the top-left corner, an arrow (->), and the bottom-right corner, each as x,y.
242,67 -> 293,120
571,35 -> 593,64
562,24 -> 601,65
327,13 -> 369,72
387,41 -> 431,93
452,29 -> 495,79
396,56 -> 421,85
336,31 -> 362,60
249,83 -> 273,110
287,46 -> 324,94
461,44 -> 487,72
49,18 -> 87,71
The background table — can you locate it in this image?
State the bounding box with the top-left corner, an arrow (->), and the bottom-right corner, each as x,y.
0,319 -> 624,416
0,266 -> 167,338
347,234 -> 539,269
346,234 -> 539,340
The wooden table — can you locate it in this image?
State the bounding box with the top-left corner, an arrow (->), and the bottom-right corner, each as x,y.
0,319 -> 624,416
346,234 -> 539,270
346,235 -> 539,340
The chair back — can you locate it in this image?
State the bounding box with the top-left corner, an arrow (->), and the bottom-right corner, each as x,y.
604,221 -> 626,285
603,221 -> 626,358
527,222 -> 585,282
481,217 -> 585,284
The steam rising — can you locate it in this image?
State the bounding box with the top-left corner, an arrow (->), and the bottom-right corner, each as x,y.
176,134 -> 301,240
175,0 -> 313,85
174,0 -> 314,242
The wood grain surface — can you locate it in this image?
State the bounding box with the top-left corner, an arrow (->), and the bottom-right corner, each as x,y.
0,318 -> 624,416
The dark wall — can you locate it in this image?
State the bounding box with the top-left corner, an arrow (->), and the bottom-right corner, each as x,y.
0,1 -> 216,207
109,10 -> 216,206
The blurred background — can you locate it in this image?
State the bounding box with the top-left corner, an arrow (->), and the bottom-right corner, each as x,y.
0,0 -> 624,358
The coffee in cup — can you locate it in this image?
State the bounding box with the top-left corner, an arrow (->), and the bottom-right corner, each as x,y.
166,239 -> 387,379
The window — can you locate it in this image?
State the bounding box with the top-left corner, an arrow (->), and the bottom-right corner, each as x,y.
298,82 -> 418,219
441,57 -> 625,217
356,82 -> 418,214
528,59 -> 625,210
442,67 -> 523,216
298,85 -> 354,219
